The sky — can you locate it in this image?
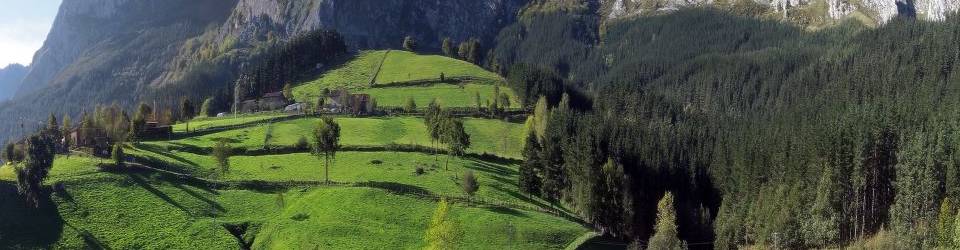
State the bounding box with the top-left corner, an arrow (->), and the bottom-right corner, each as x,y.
0,0 -> 62,67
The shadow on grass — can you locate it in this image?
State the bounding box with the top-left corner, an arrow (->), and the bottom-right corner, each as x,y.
131,144 -> 200,171
483,206 -> 528,218
166,142 -> 211,155
488,183 -> 552,210
64,222 -> 111,250
0,181 -> 65,248
127,174 -> 193,217
464,160 -> 517,177
354,181 -> 435,197
172,183 -> 225,214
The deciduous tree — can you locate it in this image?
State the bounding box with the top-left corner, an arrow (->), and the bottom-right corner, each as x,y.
313,117 -> 341,183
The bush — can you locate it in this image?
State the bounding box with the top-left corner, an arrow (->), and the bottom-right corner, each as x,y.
415,166 -> 426,176
461,170 -> 479,201
290,213 -> 309,221
211,139 -> 231,176
112,144 -> 125,167
296,136 -> 310,150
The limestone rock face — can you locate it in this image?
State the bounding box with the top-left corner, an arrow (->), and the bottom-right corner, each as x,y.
598,0 -> 958,24
220,0 -> 525,49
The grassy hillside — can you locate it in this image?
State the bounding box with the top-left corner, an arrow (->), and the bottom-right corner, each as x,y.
0,149 -> 584,249
161,117 -> 525,158
253,187 -> 585,249
0,173 -> 288,249
361,83 -> 517,109
173,113 -> 287,132
373,50 -> 500,84
291,50 -> 511,109
0,109 -> 583,249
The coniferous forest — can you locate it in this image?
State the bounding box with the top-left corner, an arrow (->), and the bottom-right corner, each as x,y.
497,7 -> 960,249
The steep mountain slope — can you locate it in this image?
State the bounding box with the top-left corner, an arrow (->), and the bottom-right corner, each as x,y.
0,64 -> 27,101
0,0 -> 528,143
598,0 -> 959,25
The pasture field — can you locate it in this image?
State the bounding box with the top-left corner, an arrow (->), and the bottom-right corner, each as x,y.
158,117 -> 525,159
292,50 -> 387,93
254,187 -> 586,250
360,83 -> 517,110
0,156 -> 102,182
173,112 -> 288,132
124,148 -> 539,205
0,148 -> 584,249
0,172 -> 288,249
291,50 -> 508,109
373,50 -> 500,85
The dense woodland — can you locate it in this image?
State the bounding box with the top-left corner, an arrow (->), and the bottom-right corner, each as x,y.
498,7 -> 960,249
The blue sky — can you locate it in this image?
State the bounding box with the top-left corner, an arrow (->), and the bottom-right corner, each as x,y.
0,0 -> 62,66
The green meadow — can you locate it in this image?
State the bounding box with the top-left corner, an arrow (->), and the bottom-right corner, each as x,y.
161,116 -> 526,159
360,83 -> 517,109
0,48 -> 588,249
291,50 -> 510,109
373,50 -> 500,85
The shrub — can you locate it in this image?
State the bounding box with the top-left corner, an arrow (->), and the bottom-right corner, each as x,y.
295,136 -> 310,150
290,213 -> 309,221
112,144 -> 125,167
415,166 -> 426,176
461,170 -> 479,201
211,139 -> 231,176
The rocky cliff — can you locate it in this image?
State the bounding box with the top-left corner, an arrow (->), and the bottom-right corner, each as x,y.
599,0 -> 959,25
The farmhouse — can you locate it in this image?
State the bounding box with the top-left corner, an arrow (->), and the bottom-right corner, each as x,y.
322,90 -> 373,115
141,122 -> 173,139
239,91 -> 289,113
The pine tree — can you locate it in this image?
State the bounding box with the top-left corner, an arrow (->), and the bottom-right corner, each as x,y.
441,37 -> 454,57
16,135 -> 55,208
647,192 -> 686,250
519,132 -> 542,196
180,98 -> 196,132
940,198 -> 956,248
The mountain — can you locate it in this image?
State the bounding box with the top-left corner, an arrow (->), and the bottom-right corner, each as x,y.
599,0 -> 959,25
0,0 -> 528,143
0,64 -> 27,101
0,0 -> 955,143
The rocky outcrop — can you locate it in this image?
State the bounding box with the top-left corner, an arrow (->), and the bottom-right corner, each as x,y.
599,0 -> 959,24
15,0 -> 239,98
219,0 -> 526,49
